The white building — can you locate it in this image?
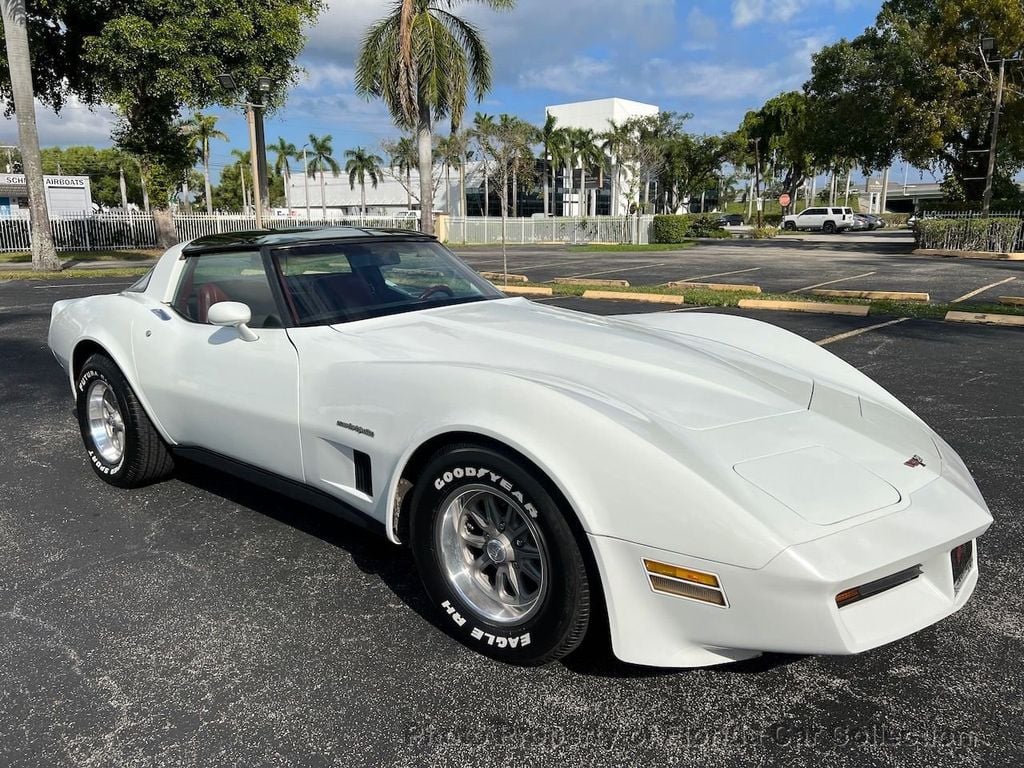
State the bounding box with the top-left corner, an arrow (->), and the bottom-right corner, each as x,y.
0,173 -> 94,216
546,98 -> 659,216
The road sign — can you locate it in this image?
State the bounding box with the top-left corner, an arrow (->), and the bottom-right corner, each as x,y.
778,193 -> 791,207
756,197 -> 764,212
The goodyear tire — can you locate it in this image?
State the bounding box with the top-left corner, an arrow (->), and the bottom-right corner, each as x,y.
75,353 -> 174,488
410,445 -> 590,665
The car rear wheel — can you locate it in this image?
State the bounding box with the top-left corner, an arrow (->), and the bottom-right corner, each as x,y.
822,221 -> 837,234
76,353 -> 174,488
410,444 -> 591,665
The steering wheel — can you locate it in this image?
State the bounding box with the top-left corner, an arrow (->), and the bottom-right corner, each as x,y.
419,284 -> 454,300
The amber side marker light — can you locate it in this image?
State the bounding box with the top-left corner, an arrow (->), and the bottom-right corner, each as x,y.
835,564 -> 923,608
643,559 -> 727,606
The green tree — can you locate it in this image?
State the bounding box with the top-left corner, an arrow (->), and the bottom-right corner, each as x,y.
383,135 -> 418,211
306,133 -> 339,219
268,137 -> 297,211
436,132 -> 465,214
355,0 -> 514,234
478,114 -> 535,276
39,146 -> 143,209
344,146 -> 383,217
471,113 -> 496,216
183,113 -> 227,215
0,0 -> 59,269
0,1 -> 324,206
563,127 -> 604,217
806,0 -> 1024,201
540,114 -> 569,217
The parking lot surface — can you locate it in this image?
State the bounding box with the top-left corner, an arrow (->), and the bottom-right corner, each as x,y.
1,275 -> 1022,768
454,231 -> 1023,304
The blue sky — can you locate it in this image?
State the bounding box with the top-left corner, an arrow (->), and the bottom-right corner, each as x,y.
1,0 -> 884,184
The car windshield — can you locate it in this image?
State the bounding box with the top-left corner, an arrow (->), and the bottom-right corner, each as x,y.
271,239 -> 504,326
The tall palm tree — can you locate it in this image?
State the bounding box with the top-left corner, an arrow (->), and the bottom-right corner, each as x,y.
600,119 -> 631,217
565,128 -> 603,217
344,147 -> 384,217
436,132 -> 463,215
355,0 -> 514,235
472,113 -> 495,217
230,148 -> 251,212
1,0 -> 59,270
184,113 -> 227,215
538,113 -> 562,217
268,137 -> 297,212
387,136 -> 417,211
498,114 -> 535,217
306,133 -> 340,219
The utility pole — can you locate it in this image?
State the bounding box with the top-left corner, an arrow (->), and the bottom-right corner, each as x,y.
751,138 -> 762,228
246,105 -> 263,227
982,56 -> 1005,217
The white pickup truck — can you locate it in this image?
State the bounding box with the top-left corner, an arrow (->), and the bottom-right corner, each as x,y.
782,206 -> 855,234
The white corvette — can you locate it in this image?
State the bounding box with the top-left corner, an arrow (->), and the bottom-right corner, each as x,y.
48,228 -> 991,667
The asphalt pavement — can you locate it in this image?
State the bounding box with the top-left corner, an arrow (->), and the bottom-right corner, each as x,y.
0,276 -> 1022,767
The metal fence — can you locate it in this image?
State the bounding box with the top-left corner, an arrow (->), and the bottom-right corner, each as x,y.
920,210 -> 1024,219
0,212 -> 159,252
0,213 -> 418,253
444,216 -> 654,245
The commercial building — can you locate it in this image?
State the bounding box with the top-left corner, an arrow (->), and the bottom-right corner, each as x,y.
0,173 -> 94,215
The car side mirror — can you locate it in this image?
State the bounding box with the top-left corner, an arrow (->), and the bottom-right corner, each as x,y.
207,301 -> 259,342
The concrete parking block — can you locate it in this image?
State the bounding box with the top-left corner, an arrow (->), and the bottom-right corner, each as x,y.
666,281 -> 762,293
914,248 -> 1024,260
998,296 -> 1024,307
480,271 -> 529,282
811,288 -> 930,302
553,277 -> 630,287
738,299 -> 870,316
582,290 -> 685,304
499,284 -> 553,296
945,310 -> 1024,327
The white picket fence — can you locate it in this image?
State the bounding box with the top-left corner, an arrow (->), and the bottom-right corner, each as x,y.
0,211 -> 652,252
445,216 -> 654,245
0,212 -> 418,252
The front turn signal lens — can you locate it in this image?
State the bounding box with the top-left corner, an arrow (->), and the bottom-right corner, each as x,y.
643,559 -> 727,606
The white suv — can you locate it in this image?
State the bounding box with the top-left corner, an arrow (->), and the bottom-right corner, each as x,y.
782,207 -> 855,234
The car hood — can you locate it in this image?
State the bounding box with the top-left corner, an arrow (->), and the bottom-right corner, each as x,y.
332,297 -> 813,431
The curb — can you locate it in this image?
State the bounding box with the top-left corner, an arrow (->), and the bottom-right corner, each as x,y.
500,284 -> 553,296
582,290 -> 685,305
944,310 -> 1024,327
998,296 -> 1024,307
737,299 -> 869,316
914,248 -> 1024,261
480,271 -> 528,283
667,281 -> 761,293
554,277 -> 630,288
811,288 -> 930,302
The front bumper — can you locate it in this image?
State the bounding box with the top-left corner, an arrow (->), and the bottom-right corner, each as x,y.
589,476 -> 991,668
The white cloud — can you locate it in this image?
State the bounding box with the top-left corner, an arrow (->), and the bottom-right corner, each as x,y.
296,62 -> 354,91
518,57 -> 616,96
0,96 -> 116,147
684,7 -> 719,49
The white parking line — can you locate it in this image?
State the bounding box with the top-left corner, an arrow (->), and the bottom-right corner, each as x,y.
952,277 -> 1015,303
815,318 -> 910,346
670,267 -> 762,284
567,262 -> 672,279
32,282 -> 132,289
787,271 -> 876,294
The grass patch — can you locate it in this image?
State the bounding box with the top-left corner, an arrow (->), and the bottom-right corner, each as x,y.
0,267 -> 151,281
545,281 -> 1024,321
0,249 -> 161,264
567,242 -> 697,253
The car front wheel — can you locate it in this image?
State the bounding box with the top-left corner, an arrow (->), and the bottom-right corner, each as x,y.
410,444 -> 591,665
823,221 -> 837,234
75,353 -> 174,488
784,221 -> 797,231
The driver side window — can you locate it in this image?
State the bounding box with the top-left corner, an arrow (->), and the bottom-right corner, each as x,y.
172,251 -> 282,328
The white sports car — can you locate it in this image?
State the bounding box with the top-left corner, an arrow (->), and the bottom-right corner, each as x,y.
48,228 -> 991,668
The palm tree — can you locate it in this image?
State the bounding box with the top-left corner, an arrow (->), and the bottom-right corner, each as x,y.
1,0 -> 59,270
268,137 -> 297,212
386,136 -> 417,211
565,128 -> 603,217
344,147 -> 384,217
472,113 -> 495,217
601,119 -> 631,217
306,133 -> 340,219
436,131 -> 468,215
539,114 -> 563,217
230,148 -> 251,212
184,113 -> 227,215
355,0 -> 514,235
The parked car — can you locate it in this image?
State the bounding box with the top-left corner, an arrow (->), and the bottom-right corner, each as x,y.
853,213 -> 885,231
717,213 -> 745,227
782,206 -> 856,233
47,228 -> 991,668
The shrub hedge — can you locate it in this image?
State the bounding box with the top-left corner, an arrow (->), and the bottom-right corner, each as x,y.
651,214 -> 725,242
915,217 -> 1024,253
880,213 -> 910,228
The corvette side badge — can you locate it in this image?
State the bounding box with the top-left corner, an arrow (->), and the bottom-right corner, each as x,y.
904,455 -> 926,468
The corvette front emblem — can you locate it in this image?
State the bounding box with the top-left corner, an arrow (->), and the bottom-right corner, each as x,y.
904,455 -> 926,468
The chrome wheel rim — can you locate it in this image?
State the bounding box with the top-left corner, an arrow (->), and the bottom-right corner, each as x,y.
436,485 -> 549,624
86,380 -> 125,465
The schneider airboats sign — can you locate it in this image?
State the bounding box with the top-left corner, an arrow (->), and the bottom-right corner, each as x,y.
0,174 -> 88,189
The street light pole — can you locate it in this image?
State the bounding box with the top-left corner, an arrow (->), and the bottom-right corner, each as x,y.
751,137 -> 762,229
982,55 -> 1005,217
246,104 -> 264,228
